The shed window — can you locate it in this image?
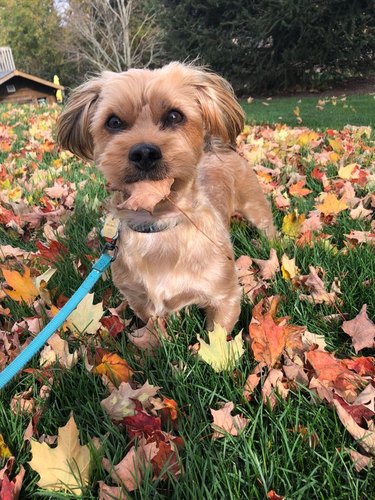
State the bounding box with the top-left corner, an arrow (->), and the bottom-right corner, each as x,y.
6,84 -> 16,93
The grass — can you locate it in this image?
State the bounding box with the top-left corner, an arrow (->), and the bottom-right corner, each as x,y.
0,101 -> 374,499
242,93 -> 375,129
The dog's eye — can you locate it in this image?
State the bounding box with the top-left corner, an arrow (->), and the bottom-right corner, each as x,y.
164,110 -> 184,127
105,115 -> 125,131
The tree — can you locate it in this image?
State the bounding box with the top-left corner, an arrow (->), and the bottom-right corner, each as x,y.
0,0 -> 65,82
63,0 -> 163,73
160,0 -> 375,93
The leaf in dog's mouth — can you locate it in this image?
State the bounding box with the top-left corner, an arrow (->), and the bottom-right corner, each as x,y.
117,178 -> 174,213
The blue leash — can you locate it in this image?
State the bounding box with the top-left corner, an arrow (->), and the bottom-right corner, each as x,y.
0,216 -> 120,390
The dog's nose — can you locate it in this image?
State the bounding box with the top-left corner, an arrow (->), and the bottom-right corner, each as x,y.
128,143 -> 162,171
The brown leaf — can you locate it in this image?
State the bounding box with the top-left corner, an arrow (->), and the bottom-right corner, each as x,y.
347,449 -> 373,472
299,266 -> 341,305
333,399 -> 375,456
117,178 -> 174,213
253,249 -> 280,280
210,402 -> 249,439
102,439 -> 158,492
342,305 -> 375,353
127,317 -> 169,351
262,368 -> 289,409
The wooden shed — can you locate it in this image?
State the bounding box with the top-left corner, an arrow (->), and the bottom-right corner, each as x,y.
0,47 -> 64,105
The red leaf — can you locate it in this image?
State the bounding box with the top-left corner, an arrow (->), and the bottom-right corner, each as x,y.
123,411 -> 162,439
36,240 -> 68,263
333,394 -> 375,426
100,315 -> 125,337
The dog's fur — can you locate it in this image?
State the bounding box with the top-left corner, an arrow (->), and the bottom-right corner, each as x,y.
58,62 -> 275,332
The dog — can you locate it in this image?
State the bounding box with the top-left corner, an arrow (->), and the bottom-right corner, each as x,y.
57,62 -> 276,333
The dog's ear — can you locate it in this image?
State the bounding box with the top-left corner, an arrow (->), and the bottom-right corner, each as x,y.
57,76 -> 105,160
193,69 -> 244,147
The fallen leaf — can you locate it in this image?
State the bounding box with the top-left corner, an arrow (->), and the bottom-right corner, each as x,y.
95,352 -> 133,386
267,490 -> 284,500
0,434 -> 11,460
28,414 -> 90,495
118,178 -> 174,213
262,368 -> 289,409
101,381 -> 160,421
289,180 -> 312,197
333,399 -> 375,456
39,333 -> 78,369
347,449 -> 373,472
0,458 -> 25,500
102,439 -> 158,492
253,249 -> 280,279
342,357 -> 375,377
2,266 -> 38,304
315,193 -> 348,216
249,297 -> 304,369
282,211 -> 305,238
65,292 -> 104,335
197,324 -> 244,372
281,254 -> 299,280
210,401 -> 249,439
127,317 -> 169,351
299,266 -> 340,305
342,305 -> 375,353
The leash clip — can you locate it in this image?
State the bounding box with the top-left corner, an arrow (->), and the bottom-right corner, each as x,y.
101,214 -> 120,261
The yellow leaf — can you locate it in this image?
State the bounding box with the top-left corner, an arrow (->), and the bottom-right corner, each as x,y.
197,324 -> 244,372
281,254 -> 300,280
338,163 -> 358,180
65,293 -> 104,335
293,106 -> 300,117
316,193 -> 348,216
328,138 -> 344,153
2,266 -> 39,304
28,414 -> 90,495
0,433 -> 12,459
281,211 -> 306,238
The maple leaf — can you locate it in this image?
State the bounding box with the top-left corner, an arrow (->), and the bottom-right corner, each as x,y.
102,438 -> 158,492
281,211 -> 305,238
342,357 -> 375,377
117,178 -> 174,213
249,297 -> 304,369
127,317 -> 169,351
39,333 -> 79,369
210,402 -> 249,439
298,266 -> 340,305
0,457 -> 25,500
289,180 -> 312,197
0,434 -> 12,460
253,249 -> 280,280
236,255 -> 265,303
2,266 -> 38,304
262,368 -> 289,409
315,193 -> 348,216
28,414 -> 90,495
347,449 -> 373,472
197,324 -> 244,372
333,399 -> 375,456
306,351 -> 363,402
65,292 -> 104,335
280,254 -> 299,280
342,304 -> 375,353
95,351 -> 133,386
101,381 -> 160,421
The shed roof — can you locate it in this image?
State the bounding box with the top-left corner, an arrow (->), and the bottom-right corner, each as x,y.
0,70 -> 64,90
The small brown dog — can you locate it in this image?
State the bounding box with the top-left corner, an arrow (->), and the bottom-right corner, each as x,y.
58,63 -> 275,333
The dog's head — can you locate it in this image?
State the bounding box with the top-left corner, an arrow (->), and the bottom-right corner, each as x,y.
57,63 -> 244,194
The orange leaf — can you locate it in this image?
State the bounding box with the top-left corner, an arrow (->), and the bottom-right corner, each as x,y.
1,266 -> 39,304
117,178 -> 174,213
249,297 -> 304,368
315,193 -> 348,216
95,352 -> 133,386
289,180 -> 312,197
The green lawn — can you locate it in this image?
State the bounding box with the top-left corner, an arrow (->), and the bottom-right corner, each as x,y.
242,93 -> 375,129
0,102 -> 374,499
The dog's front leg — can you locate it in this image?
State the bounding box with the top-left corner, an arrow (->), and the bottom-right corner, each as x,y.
205,288 -> 241,334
